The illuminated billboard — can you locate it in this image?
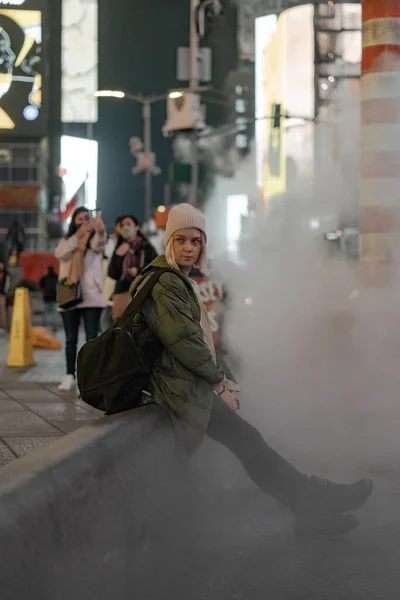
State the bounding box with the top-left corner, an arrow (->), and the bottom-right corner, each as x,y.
0,8 -> 42,133
255,15 -> 277,190
60,135 -> 98,215
62,0 -> 98,123
256,4 -> 361,210
263,11 -> 287,199
258,4 -> 314,206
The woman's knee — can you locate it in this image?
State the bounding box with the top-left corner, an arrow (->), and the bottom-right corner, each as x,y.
209,402 -> 265,454
233,419 -> 265,454
65,331 -> 78,346
63,320 -> 78,345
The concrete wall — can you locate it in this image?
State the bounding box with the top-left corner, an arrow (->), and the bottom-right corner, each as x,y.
0,405 -> 197,599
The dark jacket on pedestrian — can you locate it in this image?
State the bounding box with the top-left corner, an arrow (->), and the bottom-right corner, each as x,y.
0,269 -> 10,296
108,233 -> 157,295
129,254 -> 229,454
40,267 -> 58,303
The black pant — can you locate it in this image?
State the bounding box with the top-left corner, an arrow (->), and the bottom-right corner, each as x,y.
61,308 -> 103,376
206,396 -> 307,507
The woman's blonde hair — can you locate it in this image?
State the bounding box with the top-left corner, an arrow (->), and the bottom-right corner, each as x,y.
165,231 -> 208,275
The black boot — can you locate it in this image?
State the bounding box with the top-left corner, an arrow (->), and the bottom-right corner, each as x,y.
293,477 -> 373,537
301,476 -> 373,514
204,400 -> 373,536
295,513 -> 360,537
252,449 -> 373,536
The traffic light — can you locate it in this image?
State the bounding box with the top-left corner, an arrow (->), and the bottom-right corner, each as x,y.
228,70 -> 255,157
272,103 -> 281,129
170,162 -> 192,183
268,103 -> 283,177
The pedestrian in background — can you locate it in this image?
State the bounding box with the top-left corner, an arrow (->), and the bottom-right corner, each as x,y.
55,207 -> 107,392
0,259 -> 10,333
39,265 -> 58,333
108,214 -> 157,321
101,216 -> 122,331
104,216 -> 122,265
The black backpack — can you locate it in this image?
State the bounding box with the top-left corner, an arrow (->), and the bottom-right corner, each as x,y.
77,267 -> 172,415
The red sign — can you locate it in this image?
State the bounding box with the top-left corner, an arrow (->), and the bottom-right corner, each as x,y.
19,252 -> 58,284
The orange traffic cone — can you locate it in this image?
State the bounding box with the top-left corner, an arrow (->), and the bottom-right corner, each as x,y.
31,327 -> 62,350
7,287 -> 36,367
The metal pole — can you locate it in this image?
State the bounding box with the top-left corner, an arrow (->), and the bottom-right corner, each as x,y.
46,0 -> 62,217
143,100 -> 152,223
189,0 -> 200,206
164,183 -> 171,206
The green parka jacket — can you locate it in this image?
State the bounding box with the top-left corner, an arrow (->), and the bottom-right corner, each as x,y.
129,255 -> 225,454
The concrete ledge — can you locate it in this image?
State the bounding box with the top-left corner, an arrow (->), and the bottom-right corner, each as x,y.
0,404 -> 196,599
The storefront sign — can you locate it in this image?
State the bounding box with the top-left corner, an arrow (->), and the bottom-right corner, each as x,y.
0,185 -> 39,208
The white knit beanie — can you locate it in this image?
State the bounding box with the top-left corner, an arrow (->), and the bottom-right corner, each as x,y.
164,203 -> 207,246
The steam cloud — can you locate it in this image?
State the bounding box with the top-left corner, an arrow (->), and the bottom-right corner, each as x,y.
199,74 -> 400,486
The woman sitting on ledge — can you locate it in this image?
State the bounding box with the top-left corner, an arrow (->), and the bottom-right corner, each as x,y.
129,203 -> 373,537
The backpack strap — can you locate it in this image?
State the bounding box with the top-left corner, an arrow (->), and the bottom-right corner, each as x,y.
117,267 -> 189,325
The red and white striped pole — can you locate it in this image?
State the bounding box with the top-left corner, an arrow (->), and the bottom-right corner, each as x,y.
360,0 -> 400,285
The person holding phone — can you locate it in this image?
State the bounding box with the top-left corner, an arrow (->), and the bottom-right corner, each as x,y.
55,207 -> 107,391
108,214 -> 157,321
101,215 -> 123,331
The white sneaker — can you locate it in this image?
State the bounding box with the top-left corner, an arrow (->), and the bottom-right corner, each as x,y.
58,375 -> 76,392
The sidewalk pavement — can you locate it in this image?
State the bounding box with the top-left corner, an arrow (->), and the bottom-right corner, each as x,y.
2,336 -> 400,599
0,331 -> 102,467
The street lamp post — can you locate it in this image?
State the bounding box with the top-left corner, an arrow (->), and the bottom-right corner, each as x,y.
142,100 -> 152,224
187,0 -> 223,205
189,0 -> 200,206
95,90 -> 168,224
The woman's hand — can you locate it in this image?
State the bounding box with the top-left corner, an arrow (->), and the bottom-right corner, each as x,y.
223,378 -> 240,393
214,383 -> 239,411
127,267 -> 138,278
75,223 -> 91,239
115,242 -> 130,257
220,388 -> 239,411
94,217 -> 106,235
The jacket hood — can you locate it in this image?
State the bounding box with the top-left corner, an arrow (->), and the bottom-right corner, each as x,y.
141,254 -> 171,273
141,254 -> 197,279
